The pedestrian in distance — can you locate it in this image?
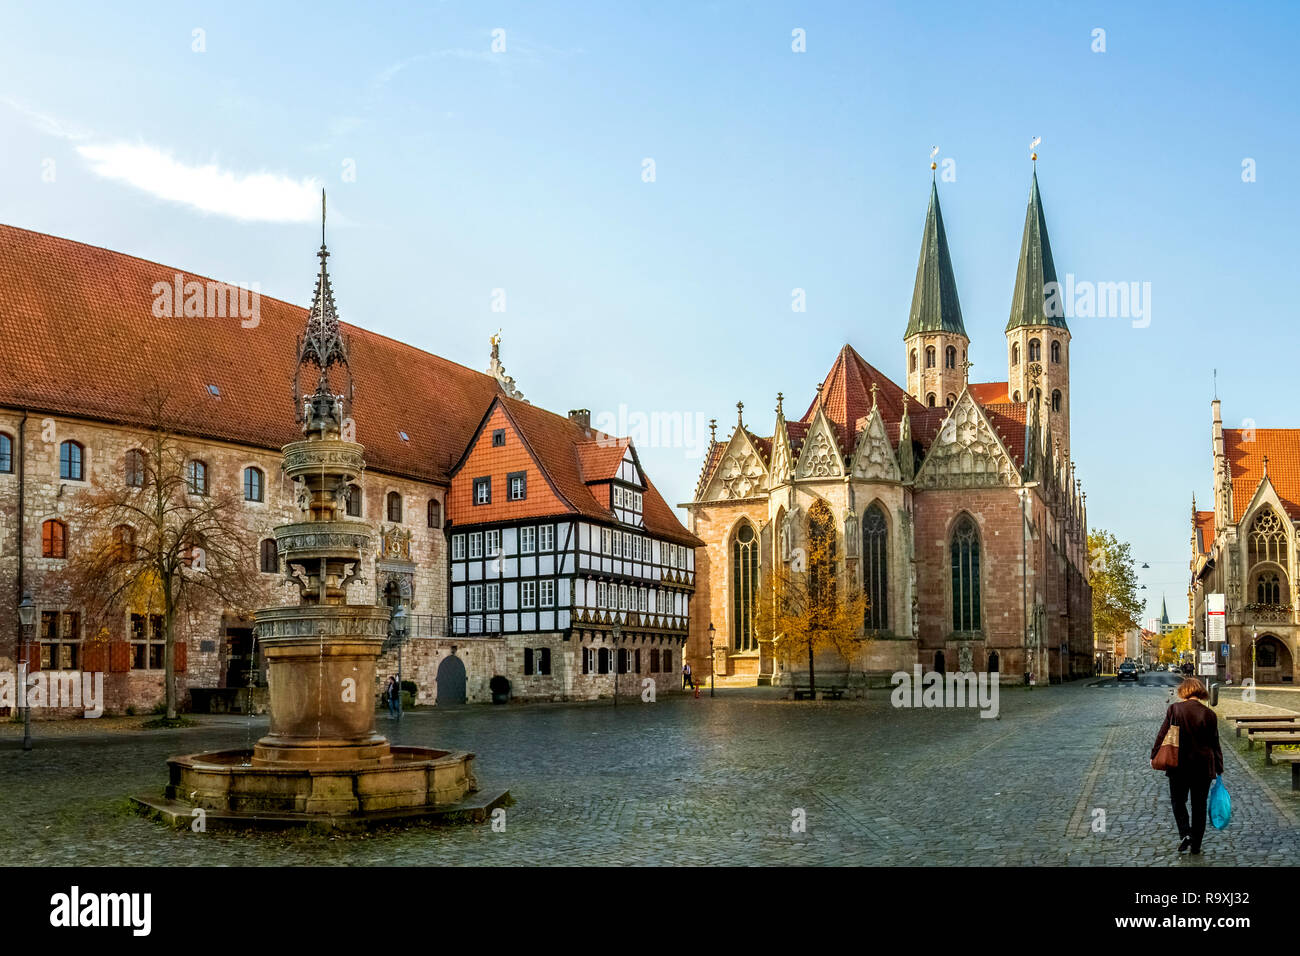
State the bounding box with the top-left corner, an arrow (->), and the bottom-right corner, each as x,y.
1151,677 -> 1224,855
682,661 -> 693,690
384,675 -> 400,718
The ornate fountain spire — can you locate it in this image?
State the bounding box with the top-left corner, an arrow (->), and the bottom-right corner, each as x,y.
294,189 -> 353,427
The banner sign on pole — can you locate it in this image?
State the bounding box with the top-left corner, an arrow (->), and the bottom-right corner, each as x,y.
1207,593 -> 1226,643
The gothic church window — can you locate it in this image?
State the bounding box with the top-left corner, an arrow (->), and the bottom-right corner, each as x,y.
732,522 -> 759,652
925,347 -> 936,369
1051,390 -> 1062,413
945,346 -> 957,369
951,515 -> 981,632
1028,338 -> 1041,362
1051,341 -> 1061,363
808,501 -> 837,624
862,504 -> 888,631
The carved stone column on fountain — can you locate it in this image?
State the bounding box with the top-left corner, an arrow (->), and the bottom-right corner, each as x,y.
252,385 -> 392,765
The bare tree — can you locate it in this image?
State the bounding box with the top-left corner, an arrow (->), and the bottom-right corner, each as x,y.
66,391 -> 262,721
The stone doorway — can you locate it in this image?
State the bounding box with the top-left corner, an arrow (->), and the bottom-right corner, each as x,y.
1254,634 -> 1294,684
223,627 -> 256,689
437,654 -> 468,704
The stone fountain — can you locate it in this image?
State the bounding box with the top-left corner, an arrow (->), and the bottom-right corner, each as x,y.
133,197 -> 507,829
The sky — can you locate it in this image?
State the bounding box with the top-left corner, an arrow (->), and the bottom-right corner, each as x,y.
2,0 -> 1297,624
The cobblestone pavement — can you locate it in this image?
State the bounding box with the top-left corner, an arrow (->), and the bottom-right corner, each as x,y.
3,678 -> 1299,866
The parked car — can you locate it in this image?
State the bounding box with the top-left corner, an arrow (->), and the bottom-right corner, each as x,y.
1117,661 -> 1139,682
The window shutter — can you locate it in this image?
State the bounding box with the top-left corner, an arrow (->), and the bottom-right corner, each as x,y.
524,647 -> 534,675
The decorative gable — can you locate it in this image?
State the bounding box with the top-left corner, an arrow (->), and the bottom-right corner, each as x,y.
913,393 -> 1017,489
769,420 -> 793,487
796,408 -> 843,479
850,407 -> 900,482
702,428 -> 769,501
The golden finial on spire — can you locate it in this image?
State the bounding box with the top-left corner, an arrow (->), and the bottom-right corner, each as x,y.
930,145 -> 939,172
1030,136 -> 1041,163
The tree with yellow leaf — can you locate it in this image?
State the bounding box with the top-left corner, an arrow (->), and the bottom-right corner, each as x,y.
754,501 -> 868,698
66,391 -> 262,722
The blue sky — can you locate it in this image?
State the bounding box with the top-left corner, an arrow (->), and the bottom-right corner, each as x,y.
2,0 -> 1296,623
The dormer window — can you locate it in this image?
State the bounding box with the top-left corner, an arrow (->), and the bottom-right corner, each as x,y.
492,429 -> 506,447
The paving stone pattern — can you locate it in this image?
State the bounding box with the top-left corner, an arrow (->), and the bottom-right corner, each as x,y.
2,678 -> 1298,865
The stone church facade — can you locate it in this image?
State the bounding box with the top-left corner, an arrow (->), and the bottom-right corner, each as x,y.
684,172 -> 1093,685
1190,400 -> 1300,684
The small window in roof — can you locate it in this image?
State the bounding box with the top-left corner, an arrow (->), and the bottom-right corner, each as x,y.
398,431 -> 410,442
207,384 -> 220,397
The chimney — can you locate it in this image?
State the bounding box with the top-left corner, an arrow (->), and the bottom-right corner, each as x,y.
568,409 -> 590,429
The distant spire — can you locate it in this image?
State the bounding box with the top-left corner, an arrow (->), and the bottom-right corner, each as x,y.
1007,168 -> 1066,332
904,181 -> 967,339
1160,595 -> 1170,626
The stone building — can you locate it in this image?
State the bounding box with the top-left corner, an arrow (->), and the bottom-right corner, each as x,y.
0,220 -> 697,714
1189,400 -> 1300,683
683,172 -> 1093,685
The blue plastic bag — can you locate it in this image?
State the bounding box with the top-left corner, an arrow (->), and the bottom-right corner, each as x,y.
1209,775 -> 1231,829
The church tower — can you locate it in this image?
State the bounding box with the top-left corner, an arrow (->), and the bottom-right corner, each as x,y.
1006,168 -> 1071,459
904,180 -> 969,409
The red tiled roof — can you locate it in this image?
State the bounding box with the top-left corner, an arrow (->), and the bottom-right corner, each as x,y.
1194,510 -> 1215,556
968,381 -> 1010,405
500,396 -> 700,546
0,223 -> 499,482
801,344 -> 924,453
1224,428 -> 1300,521
980,401 -> 1030,468
0,223 -> 702,550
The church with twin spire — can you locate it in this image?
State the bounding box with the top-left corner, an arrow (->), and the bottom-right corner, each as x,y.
685,168 -> 1093,685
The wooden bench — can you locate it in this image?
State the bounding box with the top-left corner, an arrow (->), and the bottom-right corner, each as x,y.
1269,750 -> 1300,790
790,673 -> 850,701
1235,718 -> 1300,737
1234,715 -> 1300,737
1247,731 -> 1300,758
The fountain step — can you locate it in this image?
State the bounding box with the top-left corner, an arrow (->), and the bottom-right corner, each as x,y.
130,788 -> 511,832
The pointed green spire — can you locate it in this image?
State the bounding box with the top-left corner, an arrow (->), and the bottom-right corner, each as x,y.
904,181 -> 966,339
1160,596 -> 1169,626
1006,169 -> 1067,332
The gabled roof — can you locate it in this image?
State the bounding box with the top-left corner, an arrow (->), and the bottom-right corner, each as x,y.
801,344 -> 924,453
0,223 -> 500,482
1194,510 -> 1215,556
493,395 -> 700,546
980,401 -> 1030,469
1006,169 -> 1067,332
1224,427 -> 1300,521
904,181 -> 967,339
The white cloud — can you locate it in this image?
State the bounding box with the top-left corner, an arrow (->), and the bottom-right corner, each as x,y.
74,142 -> 321,223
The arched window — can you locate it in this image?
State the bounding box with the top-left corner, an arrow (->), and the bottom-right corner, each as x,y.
1050,340 -> 1061,364
113,524 -> 135,561
1012,391 -> 1021,402
927,393 -> 937,408
427,498 -> 442,529
808,501 -> 837,626
988,650 -> 1000,673
346,484 -> 362,518
1028,338 -> 1041,362
1011,343 -> 1020,367
386,491 -> 403,523
42,519 -> 67,558
259,538 -> 278,573
945,393 -> 956,409
909,350 -> 918,372
243,467 -> 264,502
186,460 -> 208,496
59,440 -> 84,481
951,515 -> 981,632
944,345 -> 957,369
862,504 -> 888,631
1257,571 -> 1282,605
1051,390 -> 1062,413
0,433 -> 13,473
125,449 -> 146,488
732,522 -> 759,652
925,346 -> 936,369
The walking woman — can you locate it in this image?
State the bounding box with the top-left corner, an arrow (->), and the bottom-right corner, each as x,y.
1151,677 -> 1224,854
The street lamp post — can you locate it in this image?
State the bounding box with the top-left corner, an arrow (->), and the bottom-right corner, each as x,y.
708,622 -> 716,698
17,591 -> 34,751
611,619 -> 621,707
392,604 -> 407,719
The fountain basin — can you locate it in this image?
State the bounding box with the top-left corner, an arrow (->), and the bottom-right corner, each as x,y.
132,745 -> 509,830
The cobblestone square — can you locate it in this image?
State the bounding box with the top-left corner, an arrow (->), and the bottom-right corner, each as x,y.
4,678 -> 1298,866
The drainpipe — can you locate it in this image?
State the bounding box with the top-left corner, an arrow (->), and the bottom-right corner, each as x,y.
16,409 -> 28,616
